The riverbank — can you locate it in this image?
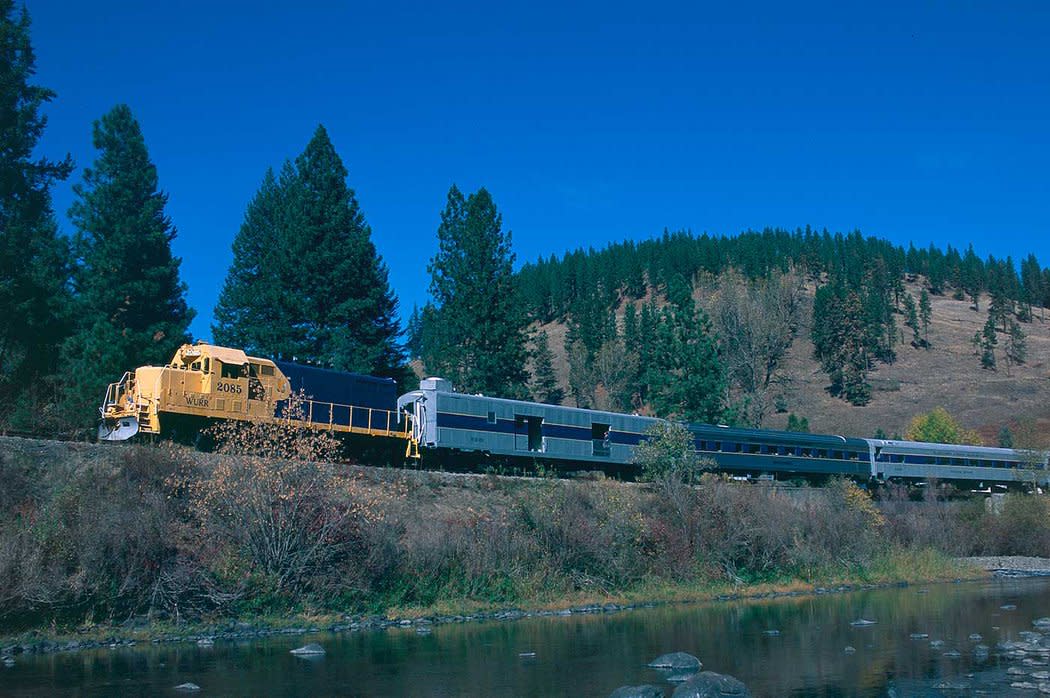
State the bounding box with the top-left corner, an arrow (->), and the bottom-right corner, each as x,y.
1,550 -> 986,657
3,436 -> 1047,657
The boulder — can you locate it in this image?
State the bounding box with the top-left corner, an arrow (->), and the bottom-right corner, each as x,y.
648,652 -> 702,671
290,643 -> 326,656
671,671 -> 751,697
609,685 -> 665,698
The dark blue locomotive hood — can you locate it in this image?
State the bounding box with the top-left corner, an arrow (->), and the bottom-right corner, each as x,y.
274,360 -> 398,411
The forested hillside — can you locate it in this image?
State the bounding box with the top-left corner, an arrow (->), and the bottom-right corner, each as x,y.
505,229 -> 1050,443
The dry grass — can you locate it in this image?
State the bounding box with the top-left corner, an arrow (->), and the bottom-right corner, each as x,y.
539,279 -> 1050,443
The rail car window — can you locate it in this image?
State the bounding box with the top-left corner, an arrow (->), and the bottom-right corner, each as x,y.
203,358 -> 210,374
712,441 -> 721,451
746,444 -> 761,454
217,362 -> 242,379
190,361 -> 201,371
817,449 -> 827,458
487,411 -> 497,425
260,365 -> 274,377
592,423 -> 611,457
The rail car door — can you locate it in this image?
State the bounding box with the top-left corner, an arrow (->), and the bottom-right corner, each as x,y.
514,415 -> 544,452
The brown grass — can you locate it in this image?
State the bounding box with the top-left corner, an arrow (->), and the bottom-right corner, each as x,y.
538,279 -> 1050,443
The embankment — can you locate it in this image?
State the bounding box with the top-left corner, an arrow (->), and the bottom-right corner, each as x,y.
2,435 -> 1047,645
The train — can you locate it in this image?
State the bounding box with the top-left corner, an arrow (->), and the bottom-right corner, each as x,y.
100,341 -> 1050,488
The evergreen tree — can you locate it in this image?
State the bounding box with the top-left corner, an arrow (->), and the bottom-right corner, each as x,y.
622,302 -> 639,349
960,244 -> 983,311
422,185 -> 529,397
214,126 -> 407,382
1020,253 -> 1042,321
998,425 -> 1014,449
918,289 -> 932,348
404,304 -> 424,359
1005,319 -> 1027,370
786,413 -> 810,433
980,315 -> 998,369
213,166 -> 299,357
645,299 -> 726,423
529,330 -> 563,405
0,0 -> 74,425
903,292 -> 920,346
62,104 -> 194,424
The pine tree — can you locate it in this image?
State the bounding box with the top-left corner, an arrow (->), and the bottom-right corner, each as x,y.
0,0 -> 74,425
918,289 -> 932,348
903,292 -> 920,346
998,425 -> 1014,449
62,104 -> 194,424
530,330 -> 563,405
404,304 -> 424,359
980,315 -> 998,370
1005,319 -> 1027,370
422,185 -> 529,397
214,126 -> 407,382
213,166 -> 300,358
645,299 -> 726,423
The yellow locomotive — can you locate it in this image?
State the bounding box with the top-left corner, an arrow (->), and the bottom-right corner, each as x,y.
98,341 -> 410,446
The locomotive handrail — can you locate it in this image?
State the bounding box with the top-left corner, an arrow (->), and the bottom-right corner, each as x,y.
287,396 -> 410,438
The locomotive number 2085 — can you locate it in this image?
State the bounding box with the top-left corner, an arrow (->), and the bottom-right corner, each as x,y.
216,382 -> 243,395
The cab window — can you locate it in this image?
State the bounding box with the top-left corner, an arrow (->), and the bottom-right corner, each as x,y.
219,362 -> 242,379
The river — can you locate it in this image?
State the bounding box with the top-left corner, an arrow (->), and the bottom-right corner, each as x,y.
6,577 -> 1050,696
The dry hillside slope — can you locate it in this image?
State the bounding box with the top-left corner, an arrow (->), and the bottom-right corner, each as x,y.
537,281 -> 1050,445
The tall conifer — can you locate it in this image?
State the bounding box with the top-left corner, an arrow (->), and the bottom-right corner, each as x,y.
530,330 -> 564,405
213,167 -> 301,358
62,104 -> 194,424
422,185 -> 529,397
0,0 -> 74,424
214,126 -> 407,382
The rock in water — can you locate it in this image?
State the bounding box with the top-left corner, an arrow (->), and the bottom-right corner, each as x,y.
609,685 -> 665,698
290,643 -> 326,656
671,671 -> 752,697
174,683 -> 201,692
648,652 -> 702,671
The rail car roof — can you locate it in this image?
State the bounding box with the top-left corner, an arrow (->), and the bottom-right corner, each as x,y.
869,439 -> 1036,459
686,422 -> 867,447
417,386 -> 660,423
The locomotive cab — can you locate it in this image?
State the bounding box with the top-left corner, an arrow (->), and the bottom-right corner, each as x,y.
99,342 -> 290,441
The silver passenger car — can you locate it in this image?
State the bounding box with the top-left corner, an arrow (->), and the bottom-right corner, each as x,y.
868,439 -> 1049,486
397,377 -> 660,465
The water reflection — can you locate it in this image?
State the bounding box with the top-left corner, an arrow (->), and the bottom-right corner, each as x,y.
5,578 -> 1050,697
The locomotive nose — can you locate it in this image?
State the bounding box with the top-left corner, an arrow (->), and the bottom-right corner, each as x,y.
98,417 -> 140,442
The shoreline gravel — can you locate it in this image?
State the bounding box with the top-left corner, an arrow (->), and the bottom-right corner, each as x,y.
959,557 -> 1050,576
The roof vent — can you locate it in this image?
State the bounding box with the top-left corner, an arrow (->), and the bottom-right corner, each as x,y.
420,377 -> 453,393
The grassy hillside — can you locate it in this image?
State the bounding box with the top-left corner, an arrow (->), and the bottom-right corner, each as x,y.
535,278 -> 1050,445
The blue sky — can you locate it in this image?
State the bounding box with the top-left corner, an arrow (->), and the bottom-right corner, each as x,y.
25,1 -> 1050,340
